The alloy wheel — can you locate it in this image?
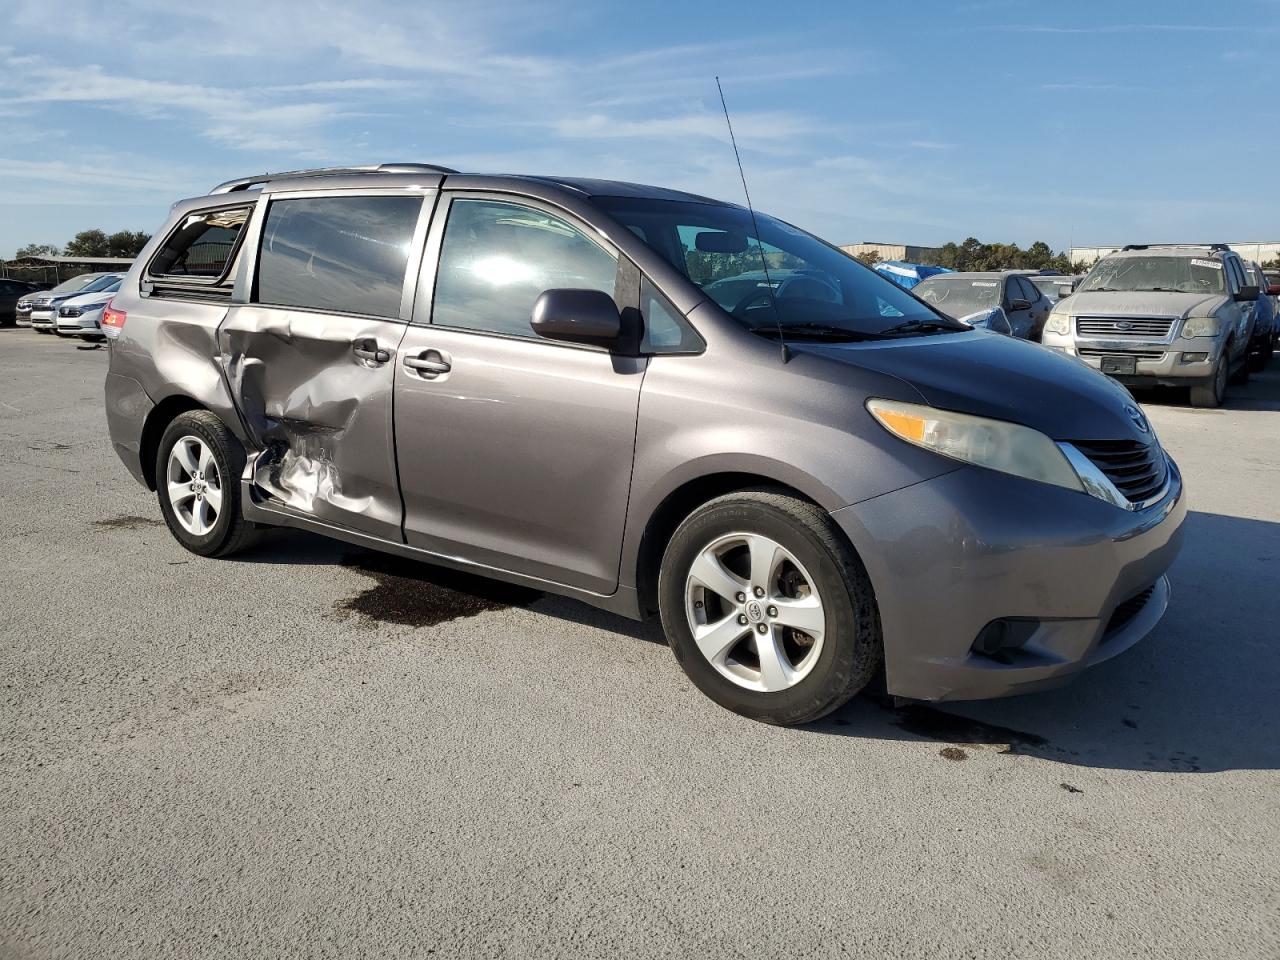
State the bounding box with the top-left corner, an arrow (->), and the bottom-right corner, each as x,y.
684,532 -> 826,692
165,435 -> 222,536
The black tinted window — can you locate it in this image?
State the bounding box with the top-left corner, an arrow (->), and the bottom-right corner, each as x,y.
433,199 -> 618,338
150,206 -> 251,280
256,195 -> 422,318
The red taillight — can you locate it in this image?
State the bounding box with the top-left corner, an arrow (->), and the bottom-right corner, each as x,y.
102,298 -> 126,330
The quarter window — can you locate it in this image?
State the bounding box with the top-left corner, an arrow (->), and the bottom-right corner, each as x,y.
641,279 -> 703,353
255,195 -> 423,318
432,199 -> 618,338
149,206 -> 252,281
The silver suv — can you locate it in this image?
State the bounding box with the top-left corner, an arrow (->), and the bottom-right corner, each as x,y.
103,164 -> 1185,724
1041,244 -> 1256,407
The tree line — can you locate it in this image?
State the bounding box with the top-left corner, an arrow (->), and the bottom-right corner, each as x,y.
854,238 -> 1085,274
14,229 -> 151,261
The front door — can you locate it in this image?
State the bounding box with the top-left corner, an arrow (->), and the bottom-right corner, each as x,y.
393,194 -> 645,594
220,190 -> 428,541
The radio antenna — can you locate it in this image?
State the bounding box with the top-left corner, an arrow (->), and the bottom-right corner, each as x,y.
716,76 -> 789,362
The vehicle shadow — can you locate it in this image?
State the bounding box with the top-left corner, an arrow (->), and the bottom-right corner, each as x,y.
812,509 -> 1280,774
1134,362 -> 1280,412
246,509 -> 1279,774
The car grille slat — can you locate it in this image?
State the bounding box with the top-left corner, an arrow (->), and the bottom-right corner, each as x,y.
1071,439 -> 1168,506
1076,317 -> 1176,339
1076,348 -> 1166,361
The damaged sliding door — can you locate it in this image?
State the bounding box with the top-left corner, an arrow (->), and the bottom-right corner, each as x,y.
219,191 -> 429,542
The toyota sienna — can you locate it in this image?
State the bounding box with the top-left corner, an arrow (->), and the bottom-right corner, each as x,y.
103,164 -> 1185,724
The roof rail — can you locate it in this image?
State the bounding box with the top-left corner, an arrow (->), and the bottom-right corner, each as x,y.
209,163 -> 458,194
1121,243 -> 1231,252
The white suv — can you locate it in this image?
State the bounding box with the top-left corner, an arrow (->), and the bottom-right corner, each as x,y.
1041,244 -> 1256,407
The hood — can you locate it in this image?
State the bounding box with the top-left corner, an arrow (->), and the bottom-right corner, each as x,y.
63,290 -> 115,308
800,331 -> 1148,442
1060,289 -> 1227,319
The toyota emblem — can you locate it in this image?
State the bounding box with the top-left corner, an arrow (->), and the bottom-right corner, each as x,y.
1124,404 -> 1149,433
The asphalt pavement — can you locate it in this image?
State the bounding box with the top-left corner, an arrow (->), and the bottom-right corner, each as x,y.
2,328 -> 1277,959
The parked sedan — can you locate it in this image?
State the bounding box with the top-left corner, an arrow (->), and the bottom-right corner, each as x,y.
913,271 -> 1052,340
29,273 -> 126,333
55,278 -> 123,341
0,278 -> 41,327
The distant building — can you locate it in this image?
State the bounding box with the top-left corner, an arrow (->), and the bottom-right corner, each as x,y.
0,254 -> 135,284
839,242 -> 938,263
1070,242 -> 1280,267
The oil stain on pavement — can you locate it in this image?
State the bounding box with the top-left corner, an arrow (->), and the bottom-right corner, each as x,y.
93,515 -> 163,530
338,550 -> 543,628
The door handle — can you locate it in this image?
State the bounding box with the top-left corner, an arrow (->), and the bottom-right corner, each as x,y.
404,349 -> 451,377
353,338 -> 391,364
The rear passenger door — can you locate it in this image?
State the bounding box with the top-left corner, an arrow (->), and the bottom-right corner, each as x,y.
219,189 -> 431,542
392,193 -> 646,594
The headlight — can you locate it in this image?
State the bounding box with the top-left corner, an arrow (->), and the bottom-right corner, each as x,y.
1043,310 -> 1071,336
867,398 -> 1083,492
1181,316 -> 1220,338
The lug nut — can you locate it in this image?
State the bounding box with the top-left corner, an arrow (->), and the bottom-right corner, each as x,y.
737,614 -> 748,625
767,605 -> 778,618
735,592 -> 746,603
755,623 -> 768,634
753,586 -> 765,598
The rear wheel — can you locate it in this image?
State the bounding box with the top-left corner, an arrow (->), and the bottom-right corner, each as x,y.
658,489 -> 881,725
155,410 -> 258,558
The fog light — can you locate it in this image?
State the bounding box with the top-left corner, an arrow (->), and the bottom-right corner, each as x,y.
971,619 -> 1039,659
1180,352 -> 1208,363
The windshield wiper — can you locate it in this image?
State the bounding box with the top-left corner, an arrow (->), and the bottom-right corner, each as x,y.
877,318 -> 966,336
748,322 -> 878,342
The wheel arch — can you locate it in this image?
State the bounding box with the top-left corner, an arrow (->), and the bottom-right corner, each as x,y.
138,395 -> 208,490
633,471 -> 832,619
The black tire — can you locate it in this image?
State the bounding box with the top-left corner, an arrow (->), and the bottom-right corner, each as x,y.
658,488 -> 882,725
155,410 -> 259,558
1190,357 -> 1227,408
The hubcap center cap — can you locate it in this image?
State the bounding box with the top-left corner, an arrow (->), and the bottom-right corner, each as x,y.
745,600 -> 765,623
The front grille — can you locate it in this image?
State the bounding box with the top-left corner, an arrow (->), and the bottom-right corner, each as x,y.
1105,584 -> 1156,635
34,296 -> 54,306
1076,317 -> 1175,339
1077,348 -> 1166,361
1072,439 -> 1169,504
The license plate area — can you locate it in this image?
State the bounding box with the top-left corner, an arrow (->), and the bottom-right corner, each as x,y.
1101,356 -> 1137,376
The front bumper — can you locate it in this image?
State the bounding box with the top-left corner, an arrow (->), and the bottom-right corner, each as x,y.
29,308 -> 57,329
1041,330 -> 1221,386
832,459 -> 1185,701
56,312 -> 103,336
15,306 -> 33,326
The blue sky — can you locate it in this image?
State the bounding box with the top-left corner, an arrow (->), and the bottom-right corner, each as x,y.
2,0 -> 1278,258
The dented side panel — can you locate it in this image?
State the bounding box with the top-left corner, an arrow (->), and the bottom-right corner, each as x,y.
219,306 -> 408,542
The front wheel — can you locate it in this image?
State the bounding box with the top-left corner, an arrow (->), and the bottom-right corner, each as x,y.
156,410 -> 258,557
658,490 -> 881,725
1190,358 -> 1228,408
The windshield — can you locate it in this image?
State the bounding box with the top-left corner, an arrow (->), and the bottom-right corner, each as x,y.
593,197 -> 956,338
1078,256 -> 1225,294
77,274 -> 123,294
1029,277 -> 1069,299
913,276 -> 1001,319
50,274 -> 102,294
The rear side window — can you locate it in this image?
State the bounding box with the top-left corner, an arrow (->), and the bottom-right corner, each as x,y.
256,195 -> 423,319
149,206 -> 252,280
432,198 -> 618,338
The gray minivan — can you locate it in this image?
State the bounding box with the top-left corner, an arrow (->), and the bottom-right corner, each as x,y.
103,164 -> 1185,724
